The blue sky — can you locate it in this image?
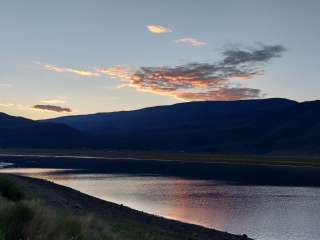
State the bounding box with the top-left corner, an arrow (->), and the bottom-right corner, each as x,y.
0,0 -> 319,119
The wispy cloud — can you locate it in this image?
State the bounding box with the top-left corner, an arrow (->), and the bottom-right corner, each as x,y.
175,38 -> 207,47
146,25 -> 172,34
40,99 -> 66,104
42,64 -> 100,77
32,104 -> 72,113
41,63 -> 135,82
222,44 -> 286,65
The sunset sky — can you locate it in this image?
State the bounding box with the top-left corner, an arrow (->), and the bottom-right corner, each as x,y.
1,0 -> 320,119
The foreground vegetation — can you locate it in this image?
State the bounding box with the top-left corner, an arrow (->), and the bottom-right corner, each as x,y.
0,176 -> 112,240
0,174 -> 251,240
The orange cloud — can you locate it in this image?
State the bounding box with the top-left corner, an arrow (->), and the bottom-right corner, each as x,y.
38,44 -> 285,102
96,66 -> 135,81
121,44 -> 286,101
146,25 -> 172,34
175,38 -> 207,47
174,88 -> 263,101
125,65 -> 261,101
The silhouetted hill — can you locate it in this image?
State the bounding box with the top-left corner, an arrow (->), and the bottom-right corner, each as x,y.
0,113 -> 85,148
47,98 -> 296,131
3,98 -> 320,154
45,98 -> 315,154
257,100 -> 320,153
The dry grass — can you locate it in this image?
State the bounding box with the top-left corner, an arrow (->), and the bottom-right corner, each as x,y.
0,199 -> 115,240
0,177 -> 113,240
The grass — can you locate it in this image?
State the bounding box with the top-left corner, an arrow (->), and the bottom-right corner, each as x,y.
0,196 -> 187,240
0,176 -> 23,201
0,176 -> 114,240
0,202 -> 34,240
0,200 -> 115,240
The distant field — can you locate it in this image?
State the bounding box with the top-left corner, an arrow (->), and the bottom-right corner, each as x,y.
0,149 -> 319,167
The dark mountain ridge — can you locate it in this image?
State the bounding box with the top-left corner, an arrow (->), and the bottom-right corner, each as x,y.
46,98 -> 297,131
1,98 -> 320,154
0,113 -> 85,148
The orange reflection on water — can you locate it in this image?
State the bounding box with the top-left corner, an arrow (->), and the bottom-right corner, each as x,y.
161,178 -> 228,230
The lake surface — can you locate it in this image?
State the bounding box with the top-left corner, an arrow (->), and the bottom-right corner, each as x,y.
1,166 -> 320,240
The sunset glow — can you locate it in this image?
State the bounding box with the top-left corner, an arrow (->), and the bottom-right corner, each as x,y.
0,1 -> 319,119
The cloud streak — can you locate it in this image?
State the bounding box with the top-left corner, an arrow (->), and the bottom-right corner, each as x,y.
175,38 -> 207,47
146,25 -> 172,34
42,64 -> 99,77
32,105 -> 72,113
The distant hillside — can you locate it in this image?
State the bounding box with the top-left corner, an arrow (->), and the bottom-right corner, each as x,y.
0,113 -> 85,148
46,98 -> 297,132
43,98 -> 315,154
3,98 -> 320,154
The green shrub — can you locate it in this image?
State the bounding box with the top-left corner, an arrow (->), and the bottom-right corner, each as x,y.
0,195 -> 116,240
0,202 -> 34,240
0,177 -> 23,201
61,216 -> 83,239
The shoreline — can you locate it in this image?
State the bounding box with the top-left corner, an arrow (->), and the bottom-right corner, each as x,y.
2,150 -> 320,187
0,173 -> 252,240
0,149 -> 319,168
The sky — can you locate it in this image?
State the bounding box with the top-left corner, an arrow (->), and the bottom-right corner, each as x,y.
0,0 -> 320,119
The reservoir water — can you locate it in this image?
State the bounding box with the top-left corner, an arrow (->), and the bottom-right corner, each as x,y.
1,167 -> 320,240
